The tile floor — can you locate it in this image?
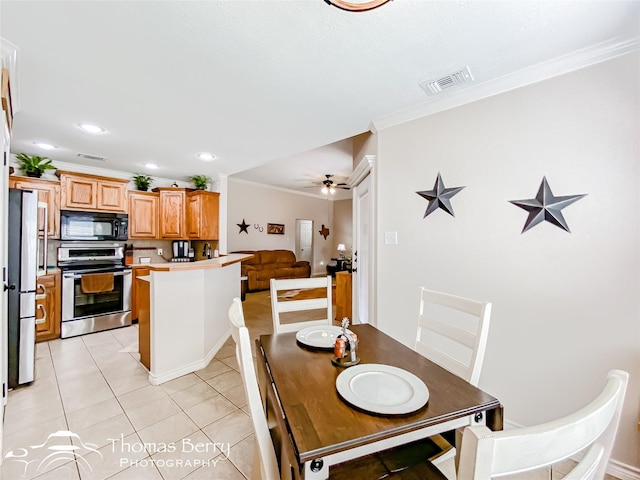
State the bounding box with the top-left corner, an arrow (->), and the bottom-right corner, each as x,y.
0,291 -> 622,479
2,325 -> 253,480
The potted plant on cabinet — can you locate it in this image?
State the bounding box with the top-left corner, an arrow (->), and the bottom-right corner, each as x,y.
132,174 -> 154,191
16,153 -> 56,178
190,175 -> 211,190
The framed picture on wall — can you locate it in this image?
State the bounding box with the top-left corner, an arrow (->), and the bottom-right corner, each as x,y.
267,223 -> 285,234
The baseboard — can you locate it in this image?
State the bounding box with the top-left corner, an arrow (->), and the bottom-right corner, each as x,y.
503,420 -> 640,479
608,460 -> 640,480
148,331 -> 231,385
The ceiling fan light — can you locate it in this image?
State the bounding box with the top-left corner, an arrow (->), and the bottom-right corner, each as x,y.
321,186 -> 329,194
330,186 -> 336,194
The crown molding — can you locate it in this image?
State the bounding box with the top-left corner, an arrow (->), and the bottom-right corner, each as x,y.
229,176 -> 348,201
347,154 -> 376,187
0,38 -> 20,112
372,38 -> 640,132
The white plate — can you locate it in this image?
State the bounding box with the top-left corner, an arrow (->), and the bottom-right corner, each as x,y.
336,364 -> 429,415
296,325 -> 353,349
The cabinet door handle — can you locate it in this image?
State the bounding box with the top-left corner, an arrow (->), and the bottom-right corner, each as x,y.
35,304 -> 47,325
37,284 -> 47,295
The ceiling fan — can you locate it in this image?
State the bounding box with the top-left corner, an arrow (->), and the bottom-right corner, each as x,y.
306,174 -> 351,195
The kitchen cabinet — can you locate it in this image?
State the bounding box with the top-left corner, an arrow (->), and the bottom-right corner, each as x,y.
154,188 -> 186,239
335,271 -> 352,322
57,170 -> 129,213
35,272 -> 61,342
9,176 -> 61,238
129,191 -> 159,239
151,187 -> 220,240
131,266 -> 151,321
186,190 -> 219,240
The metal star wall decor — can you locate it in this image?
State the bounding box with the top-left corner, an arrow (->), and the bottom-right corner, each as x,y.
319,224 -> 330,239
416,173 -> 465,218
510,177 -> 586,233
237,219 -> 249,234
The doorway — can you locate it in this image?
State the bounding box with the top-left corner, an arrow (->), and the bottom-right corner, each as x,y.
295,219 -> 313,266
350,155 -> 376,326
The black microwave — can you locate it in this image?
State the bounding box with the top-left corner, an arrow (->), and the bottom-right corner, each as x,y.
60,210 -> 128,241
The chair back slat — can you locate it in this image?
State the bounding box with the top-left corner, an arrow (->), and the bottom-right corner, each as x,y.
275,298 -> 329,313
419,315 -> 477,348
457,370 -> 629,480
270,276 -> 333,334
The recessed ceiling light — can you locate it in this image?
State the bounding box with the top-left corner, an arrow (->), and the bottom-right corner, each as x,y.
34,142 -> 56,150
197,152 -> 216,161
77,122 -> 106,134
145,163 -> 158,170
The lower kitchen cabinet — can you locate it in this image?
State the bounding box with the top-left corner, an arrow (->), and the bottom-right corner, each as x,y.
36,271 -> 61,342
131,266 -> 151,321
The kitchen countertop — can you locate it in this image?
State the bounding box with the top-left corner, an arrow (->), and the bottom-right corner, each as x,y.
139,253 -> 253,272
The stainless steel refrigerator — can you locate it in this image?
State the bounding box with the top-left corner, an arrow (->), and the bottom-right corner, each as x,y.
7,188 -> 38,388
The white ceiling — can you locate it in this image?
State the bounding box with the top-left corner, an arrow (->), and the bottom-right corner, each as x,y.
1,1 -> 638,198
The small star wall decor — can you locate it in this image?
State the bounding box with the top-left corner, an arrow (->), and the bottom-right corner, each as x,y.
416,172 -> 465,218
319,224 -> 330,239
510,177 -> 586,233
237,219 -> 249,234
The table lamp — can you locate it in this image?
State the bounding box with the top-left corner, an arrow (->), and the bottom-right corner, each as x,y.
337,243 -> 346,260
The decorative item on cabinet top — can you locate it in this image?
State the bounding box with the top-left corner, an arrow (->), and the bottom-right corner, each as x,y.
16,153 -> 56,178
189,175 -> 212,190
132,174 -> 154,191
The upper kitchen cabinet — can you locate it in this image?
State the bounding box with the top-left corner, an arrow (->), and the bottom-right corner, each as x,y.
186,190 -> 219,240
152,188 -> 219,240
9,176 -> 61,238
154,188 -> 186,239
57,171 -> 129,213
129,191 -> 159,239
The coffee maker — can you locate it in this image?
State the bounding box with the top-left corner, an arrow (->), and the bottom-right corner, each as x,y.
172,240 -> 191,262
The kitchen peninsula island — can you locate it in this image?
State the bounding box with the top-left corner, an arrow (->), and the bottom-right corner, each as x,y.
136,253 -> 253,385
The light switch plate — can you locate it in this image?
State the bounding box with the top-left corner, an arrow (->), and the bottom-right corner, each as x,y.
384,231 -> 398,245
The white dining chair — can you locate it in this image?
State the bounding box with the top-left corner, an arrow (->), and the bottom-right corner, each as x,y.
379,288 -> 493,472
269,276 -> 333,334
457,369 -> 629,480
228,297 -> 279,480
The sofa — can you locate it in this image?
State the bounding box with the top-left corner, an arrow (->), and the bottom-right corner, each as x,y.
236,250 -> 311,292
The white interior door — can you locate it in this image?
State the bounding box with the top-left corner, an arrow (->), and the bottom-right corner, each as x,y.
352,174 -> 371,324
295,219 -> 313,265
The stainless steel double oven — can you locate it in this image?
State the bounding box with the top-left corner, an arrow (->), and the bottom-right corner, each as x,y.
58,243 -> 132,338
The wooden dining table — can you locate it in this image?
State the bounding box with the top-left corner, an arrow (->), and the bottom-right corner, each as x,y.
256,324 -> 503,480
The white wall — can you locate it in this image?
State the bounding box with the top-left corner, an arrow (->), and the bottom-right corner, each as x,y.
375,53 -> 639,469
227,178 -> 335,275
